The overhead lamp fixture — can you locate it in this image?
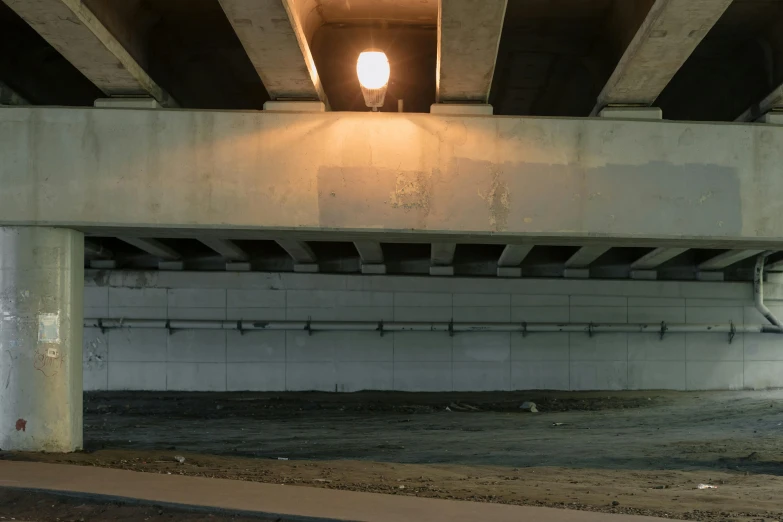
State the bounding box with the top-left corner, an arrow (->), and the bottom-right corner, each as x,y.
356,50 -> 390,111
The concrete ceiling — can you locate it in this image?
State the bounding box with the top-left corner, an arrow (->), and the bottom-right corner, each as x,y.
4,0 -> 783,119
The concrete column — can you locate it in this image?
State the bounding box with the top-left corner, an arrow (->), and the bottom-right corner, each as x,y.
0,227 -> 83,452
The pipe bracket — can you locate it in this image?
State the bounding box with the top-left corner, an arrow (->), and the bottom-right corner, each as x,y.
377,320 -> 384,337
659,321 -> 667,341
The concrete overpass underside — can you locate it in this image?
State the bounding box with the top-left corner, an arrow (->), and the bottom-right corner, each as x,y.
4,0 -> 783,451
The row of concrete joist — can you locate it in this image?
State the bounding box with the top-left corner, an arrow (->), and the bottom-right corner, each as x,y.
3,0 -> 783,120
86,239 -> 776,281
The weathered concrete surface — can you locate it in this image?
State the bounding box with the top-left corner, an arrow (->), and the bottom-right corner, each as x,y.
594,0 -> 732,112
437,0 -> 507,102
0,461 -> 675,521
218,0 -> 327,104
3,0 -> 176,106
2,107 -> 783,247
0,227 -> 83,452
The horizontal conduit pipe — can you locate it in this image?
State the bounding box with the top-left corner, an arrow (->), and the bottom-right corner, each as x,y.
85,319 -> 783,335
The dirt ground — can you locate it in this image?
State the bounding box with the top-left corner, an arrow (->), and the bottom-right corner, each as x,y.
2,390 -> 783,522
0,488 -> 285,522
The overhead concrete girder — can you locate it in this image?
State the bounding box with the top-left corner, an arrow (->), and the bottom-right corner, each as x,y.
593,0 -> 732,114
631,247 -> 689,270
437,0 -> 507,103
218,0 -> 327,105
4,107 -> 783,249
119,238 -> 179,261
0,80 -> 28,105
199,238 -> 249,262
3,0 -> 176,107
564,246 -> 610,269
698,249 -> 764,271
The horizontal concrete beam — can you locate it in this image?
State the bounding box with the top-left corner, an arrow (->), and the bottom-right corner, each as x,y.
276,239 -> 316,264
218,0 -> 327,104
4,0 -> 176,106
431,243 -> 456,266
437,0 -> 507,103
4,107 -> 783,247
497,244 -> 533,267
737,87 -> 783,122
564,246 -> 610,268
0,81 -> 28,105
630,247 -> 688,270
698,249 -> 764,271
354,241 -> 384,264
119,238 -> 180,261
84,240 -> 111,259
593,0 -> 731,112
199,238 -> 249,262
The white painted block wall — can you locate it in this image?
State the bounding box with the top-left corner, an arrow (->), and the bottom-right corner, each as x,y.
82,271 -> 783,392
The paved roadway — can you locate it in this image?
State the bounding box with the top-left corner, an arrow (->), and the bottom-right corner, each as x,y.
0,461 -> 679,522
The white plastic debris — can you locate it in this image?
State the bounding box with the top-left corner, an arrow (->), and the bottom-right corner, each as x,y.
697,484 -> 717,489
278,457 -> 289,461
445,407 -> 452,412
520,401 -> 538,413
174,455 -> 185,464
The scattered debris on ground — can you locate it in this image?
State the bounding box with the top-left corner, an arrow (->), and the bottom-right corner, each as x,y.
4,390 -> 783,522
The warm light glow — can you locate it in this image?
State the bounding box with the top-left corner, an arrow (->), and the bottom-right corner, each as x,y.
357,51 -> 390,89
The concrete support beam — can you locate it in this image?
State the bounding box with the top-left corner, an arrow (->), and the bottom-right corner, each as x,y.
430,242 -> 456,276
698,249 -> 764,271
757,112 -> 783,125
631,247 -> 689,270
83,240 -> 111,259
0,80 -> 28,105
564,247 -> 610,269
3,0 -> 176,106
496,244 -> 533,277
431,242 -> 456,265
593,0 -> 732,114
354,241 -> 384,264
0,227 -> 83,451
737,86 -> 783,121
8,107 -> 783,247
430,104 -> 493,116
119,238 -> 180,261
599,107 -> 662,120
199,238 -> 249,262
696,271 -> 724,282
564,268 -> 590,279
218,0 -> 327,105
276,239 -> 318,273
276,239 -> 316,263
437,0 -> 507,103
497,244 -> 534,267
630,270 -> 658,280
354,241 -> 386,275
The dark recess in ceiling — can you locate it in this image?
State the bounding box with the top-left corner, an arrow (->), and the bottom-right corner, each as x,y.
0,1 -> 102,105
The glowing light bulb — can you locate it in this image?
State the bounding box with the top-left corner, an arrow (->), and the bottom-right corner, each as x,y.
357,51 -> 390,89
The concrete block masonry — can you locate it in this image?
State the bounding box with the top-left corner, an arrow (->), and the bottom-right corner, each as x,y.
79,270 -> 783,392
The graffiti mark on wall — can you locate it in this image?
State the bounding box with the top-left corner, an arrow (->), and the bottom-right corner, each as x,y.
33,349 -> 66,377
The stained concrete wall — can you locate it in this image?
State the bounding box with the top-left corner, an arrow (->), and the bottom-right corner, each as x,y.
82,271 -> 783,392
2,107 -> 783,247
